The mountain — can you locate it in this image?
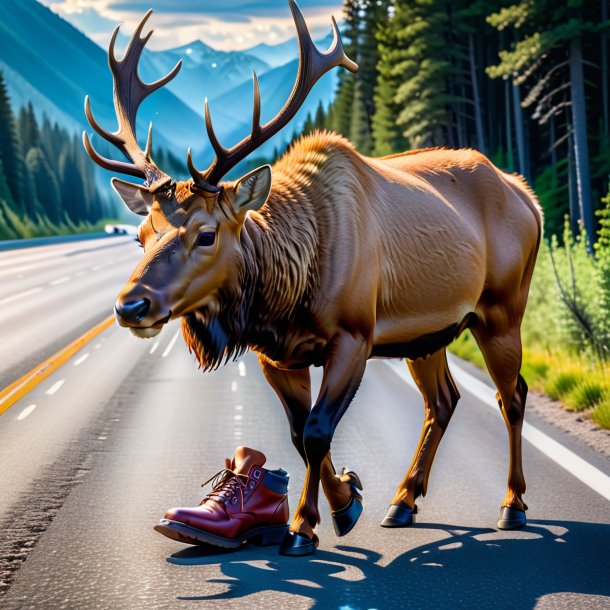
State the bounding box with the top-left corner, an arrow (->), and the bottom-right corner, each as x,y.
0,0 -> 211,158
244,33 -> 334,68
188,56 -> 338,175
140,41 -> 272,112
0,0 -> 341,180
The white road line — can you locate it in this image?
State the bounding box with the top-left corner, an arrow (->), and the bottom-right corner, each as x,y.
17,404 -> 37,420
384,358 -> 610,503
75,271 -> 86,277
0,287 -> 42,305
91,265 -> 102,271
231,381 -> 237,392
235,404 -> 243,411
238,361 -> 246,377
50,276 -> 70,286
149,341 -> 160,354
162,330 -> 180,358
45,379 -> 65,396
94,343 -> 102,349
73,353 -> 90,367
234,414 -> 243,421
234,430 -> 242,436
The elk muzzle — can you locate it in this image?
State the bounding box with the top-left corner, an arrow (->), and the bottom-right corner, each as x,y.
115,285 -> 172,338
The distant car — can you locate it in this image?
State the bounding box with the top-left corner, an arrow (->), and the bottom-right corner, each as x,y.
104,224 -> 138,236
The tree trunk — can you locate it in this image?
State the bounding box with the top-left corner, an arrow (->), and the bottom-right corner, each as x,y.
602,0 -> 609,134
512,84 -> 528,180
504,79 -> 514,171
549,114 -> 557,168
568,125 -> 580,236
569,35 -> 594,245
469,33 -> 486,154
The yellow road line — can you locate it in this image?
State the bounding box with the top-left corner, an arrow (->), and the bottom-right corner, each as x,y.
0,315 -> 115,416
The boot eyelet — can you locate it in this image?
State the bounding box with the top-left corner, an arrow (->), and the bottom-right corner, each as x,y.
253,470 -> 261,479
231,497 -> 238,504
250,481 -> 255,489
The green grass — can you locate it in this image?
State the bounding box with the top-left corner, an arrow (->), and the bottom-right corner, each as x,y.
543,367 -> 582,401
565,378 -> 606,412
592,399 -> 610,428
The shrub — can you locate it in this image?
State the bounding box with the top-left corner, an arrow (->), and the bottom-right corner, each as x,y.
591,399 -> 610,429
542,366 -> 581,401
564,378 -> 606,412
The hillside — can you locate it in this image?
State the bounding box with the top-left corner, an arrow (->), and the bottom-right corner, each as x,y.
0,0 -> 205,158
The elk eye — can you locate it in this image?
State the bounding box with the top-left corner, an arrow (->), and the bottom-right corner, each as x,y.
196,231 -> 216,247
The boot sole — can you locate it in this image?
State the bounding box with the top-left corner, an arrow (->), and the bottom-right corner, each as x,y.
154,519 -> 289,548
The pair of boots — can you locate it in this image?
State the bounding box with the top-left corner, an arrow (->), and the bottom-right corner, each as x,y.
155,447 -> 293,551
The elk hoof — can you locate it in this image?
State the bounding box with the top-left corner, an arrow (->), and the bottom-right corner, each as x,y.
381,503 -> 417,528
279,531 -> 319,557
332,495 -> 363,537
497,506 -> 526,530
332,468 -> 363,537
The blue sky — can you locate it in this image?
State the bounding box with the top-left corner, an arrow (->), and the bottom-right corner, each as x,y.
38,0 -> 344,51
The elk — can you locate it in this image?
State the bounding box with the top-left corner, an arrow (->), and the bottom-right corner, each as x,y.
83,1 -> 542,556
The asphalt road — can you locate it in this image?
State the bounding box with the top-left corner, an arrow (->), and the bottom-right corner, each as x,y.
0,237 -> 609,610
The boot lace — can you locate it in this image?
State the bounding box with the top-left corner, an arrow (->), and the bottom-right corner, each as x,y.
201,469 -> 249,510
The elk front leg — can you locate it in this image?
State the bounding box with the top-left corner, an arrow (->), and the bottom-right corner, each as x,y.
279,331 -> 368,556
258,355 -> 357,517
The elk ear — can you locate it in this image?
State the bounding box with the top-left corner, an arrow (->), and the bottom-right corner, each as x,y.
111,177 -> 154,216
233,165 -> 271,215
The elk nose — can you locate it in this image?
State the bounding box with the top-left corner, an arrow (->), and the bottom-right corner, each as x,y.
115,298 -> 151,324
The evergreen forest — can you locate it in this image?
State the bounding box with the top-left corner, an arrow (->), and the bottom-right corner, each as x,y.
0,73 -> 112,239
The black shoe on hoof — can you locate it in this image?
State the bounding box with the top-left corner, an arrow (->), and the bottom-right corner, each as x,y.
381,503 -> 417,528
497,506 -> 526,530
332,495 -> 363,537
279,531 -> 319,556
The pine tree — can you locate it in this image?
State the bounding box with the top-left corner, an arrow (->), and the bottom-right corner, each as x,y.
350,80 -> 374,154
487,0 -> 606,244
26,147 -> 61,223
0,72 -> 24,210
18,102 -> 39,155
373,3 -> 410,155
329,0 -> 360,137
313,101 -> 326,131
59,148 -> 86,222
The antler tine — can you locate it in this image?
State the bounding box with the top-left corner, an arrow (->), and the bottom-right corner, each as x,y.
252,72 -> 261,137
188,0 -> 359,189
145,122 -> 153,162
83,10 -> 182,189
204,99 -> 229,158
82,131 -> 146,179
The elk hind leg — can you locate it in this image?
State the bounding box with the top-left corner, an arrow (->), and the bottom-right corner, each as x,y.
382,348 -> 460,527
471,319 -> 528,529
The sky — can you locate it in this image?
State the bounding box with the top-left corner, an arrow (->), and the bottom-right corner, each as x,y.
38,0 -> 344,51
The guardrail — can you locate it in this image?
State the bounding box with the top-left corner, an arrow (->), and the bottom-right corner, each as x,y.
0,232 -> 121,252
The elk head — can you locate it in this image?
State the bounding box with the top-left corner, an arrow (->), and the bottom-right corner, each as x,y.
83,2 -> 357,347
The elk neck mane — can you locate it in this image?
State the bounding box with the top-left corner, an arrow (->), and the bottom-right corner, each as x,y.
181,130 -> 362,371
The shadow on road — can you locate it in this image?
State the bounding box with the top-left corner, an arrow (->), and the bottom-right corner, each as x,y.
165,521 -> 610,609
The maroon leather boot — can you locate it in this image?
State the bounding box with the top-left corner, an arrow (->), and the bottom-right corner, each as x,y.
154,447 -> 290,548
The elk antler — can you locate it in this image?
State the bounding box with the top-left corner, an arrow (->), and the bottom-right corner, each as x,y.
188,0 -> 358,192
82,10 -> 182,192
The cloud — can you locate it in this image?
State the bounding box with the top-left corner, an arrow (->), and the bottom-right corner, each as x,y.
39,0 -> 343,51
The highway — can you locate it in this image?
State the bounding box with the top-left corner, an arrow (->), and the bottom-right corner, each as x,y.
0,236 -> 609,610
